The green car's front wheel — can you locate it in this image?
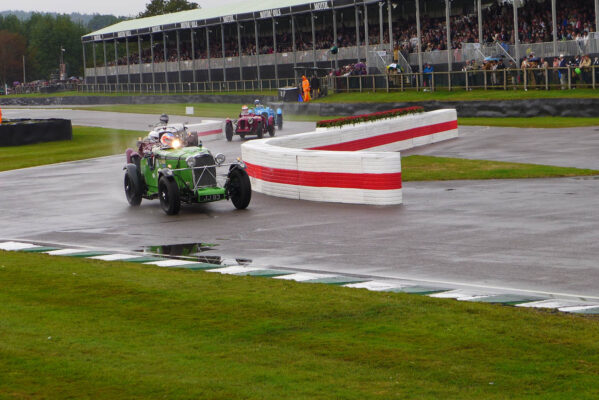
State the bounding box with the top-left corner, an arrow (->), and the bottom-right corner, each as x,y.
124,165 -> 142,206
159,176 -> 180,215
228,168 -> 251,210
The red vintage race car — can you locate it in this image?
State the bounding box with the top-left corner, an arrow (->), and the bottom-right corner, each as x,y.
224,105 -> 275,141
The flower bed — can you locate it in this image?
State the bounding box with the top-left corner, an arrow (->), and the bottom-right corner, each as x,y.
316,106 -> 425,129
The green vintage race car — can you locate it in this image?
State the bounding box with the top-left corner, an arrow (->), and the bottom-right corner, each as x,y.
124,131 -> 251,215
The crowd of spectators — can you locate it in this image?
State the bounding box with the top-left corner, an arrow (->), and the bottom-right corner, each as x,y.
94,0 -> 596,69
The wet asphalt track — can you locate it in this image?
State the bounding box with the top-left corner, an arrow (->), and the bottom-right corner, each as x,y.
2,108 -> 599,298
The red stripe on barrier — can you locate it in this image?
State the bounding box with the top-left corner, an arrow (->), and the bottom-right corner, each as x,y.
245,162 -> 402,190
308,120 -> 457,151
194,129 -> 222,137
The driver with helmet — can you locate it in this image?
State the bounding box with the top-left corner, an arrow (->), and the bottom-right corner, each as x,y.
240,105 -> 249,116
254,99 -> 261,107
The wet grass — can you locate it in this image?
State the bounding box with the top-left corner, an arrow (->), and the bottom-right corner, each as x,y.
0,126 -> 143,172
402,155 -> 599,181
2,90 -> 277,98
1,251 -> 599,399
77,103 -> 340,122
317,88 -> 599,103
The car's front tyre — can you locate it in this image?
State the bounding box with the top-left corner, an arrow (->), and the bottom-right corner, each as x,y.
227,168 -> 251,210
124,164 -> 143,206
158,176 -> 180,215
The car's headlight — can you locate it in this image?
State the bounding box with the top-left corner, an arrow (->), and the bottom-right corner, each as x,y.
214,153 -> 226,166
171,139 -> 182,149
186,156 -> 195,168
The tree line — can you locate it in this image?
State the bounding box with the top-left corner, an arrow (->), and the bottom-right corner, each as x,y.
0,1 -> 199,86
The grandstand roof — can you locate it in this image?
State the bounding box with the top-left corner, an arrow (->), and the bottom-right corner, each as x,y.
83,0 -> 365,41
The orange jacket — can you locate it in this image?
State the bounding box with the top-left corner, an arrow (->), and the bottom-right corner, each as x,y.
302,77 -> 310,92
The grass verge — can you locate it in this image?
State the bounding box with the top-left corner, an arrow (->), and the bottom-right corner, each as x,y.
78,103 -> 341,122
402,155 -> 599,181
0,126 -> 143,172
1,251 -> 599,399
2,90 -> 277,98
317,89 -> 599,103
458,117 -> 599,128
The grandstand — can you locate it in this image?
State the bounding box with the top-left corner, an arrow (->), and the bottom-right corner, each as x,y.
81,0 -> 599,87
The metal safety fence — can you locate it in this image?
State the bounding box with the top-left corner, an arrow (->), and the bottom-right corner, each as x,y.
329,66 -> 599,93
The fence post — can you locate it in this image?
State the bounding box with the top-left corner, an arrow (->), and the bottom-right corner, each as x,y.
448,71 -> 451,92
346,76 -> 349,93
431,73 -> 435,92
400,74 -> 404,92
545,68 -> 549,91
372,75 -> 376,92
416,73 -> 420,91
465,70 -> 469,91
483,69 -> 487,90
503,70 -> 507,90
523,69 -> 527,91
359,76 -> 363,93
593,66 -> 596,89
386,74 -> 389,93
568,67 -> 571,89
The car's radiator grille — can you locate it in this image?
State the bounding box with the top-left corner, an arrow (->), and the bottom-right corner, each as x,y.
193,153 -> 216,188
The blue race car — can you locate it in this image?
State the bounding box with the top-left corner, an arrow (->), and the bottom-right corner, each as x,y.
250,100 -> 283,130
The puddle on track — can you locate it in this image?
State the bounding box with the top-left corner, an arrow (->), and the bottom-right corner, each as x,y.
135,242 -> 253,266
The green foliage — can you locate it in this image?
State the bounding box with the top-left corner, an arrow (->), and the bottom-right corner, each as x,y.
316,106 -> 424,128
138,0 -> 200,18
2,251 -> 599,399
0,13 -> 91,82
0,31 -> 27,84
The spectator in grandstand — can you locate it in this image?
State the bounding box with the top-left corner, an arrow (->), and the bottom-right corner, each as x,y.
558,54 -> 568,89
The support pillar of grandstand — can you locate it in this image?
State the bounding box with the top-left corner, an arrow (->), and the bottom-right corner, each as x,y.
221,24 -> 227,82
163,32 -> 169,91
332,9 -> 339,70
552,0 -> 557,56
415,0 -> 423,83
513,0 -> 520,66
103,41 -> 108,84
237,22 -> 243,81
355,5 -> 361,62
292,15 -> 299,75
82,43 -> 87,85
477,0 -> 483,46
445,0 -> 452,89
125,37 -> 131,85
387,0 -> 393,57
364,4 -> 369,62
379,1 -> 384,46
191,29 -> 196,83
206,27 -> 212,82
150,34 -> 156,88
311,12 -> 317,69
254,19 -> 260,84
137,36 -> 143,84
113,39 -> 119,86
176,30 -> 182,84
272,17 -> 279,84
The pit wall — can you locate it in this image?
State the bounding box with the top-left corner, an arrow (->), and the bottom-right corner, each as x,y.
185,120 -> 222,142
241,109 -> 458,206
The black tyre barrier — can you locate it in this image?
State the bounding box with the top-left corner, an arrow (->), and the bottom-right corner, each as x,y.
0,119 -> 72,147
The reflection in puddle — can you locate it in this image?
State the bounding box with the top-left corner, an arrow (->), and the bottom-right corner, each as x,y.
136,243 -> 252,266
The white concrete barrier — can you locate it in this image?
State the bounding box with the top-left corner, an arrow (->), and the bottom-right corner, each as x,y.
185,120 -> 223,142
241,109 -> 458,205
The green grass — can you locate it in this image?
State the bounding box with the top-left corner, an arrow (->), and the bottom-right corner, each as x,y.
78,103 -> 341,122
459,117 -> 599,128
317,88 -> 599,103
402,155 -> 599,181
0,126 -> 143,172
1,251 -> 599,399
3,90 -> 277,98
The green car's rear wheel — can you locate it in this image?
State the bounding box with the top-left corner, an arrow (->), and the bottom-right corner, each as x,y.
124,166 -> 142,206
228,168 -> 251,210
159,176 -> 180,215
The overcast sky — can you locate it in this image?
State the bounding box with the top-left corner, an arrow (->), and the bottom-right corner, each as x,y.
0,0 -> 240,17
